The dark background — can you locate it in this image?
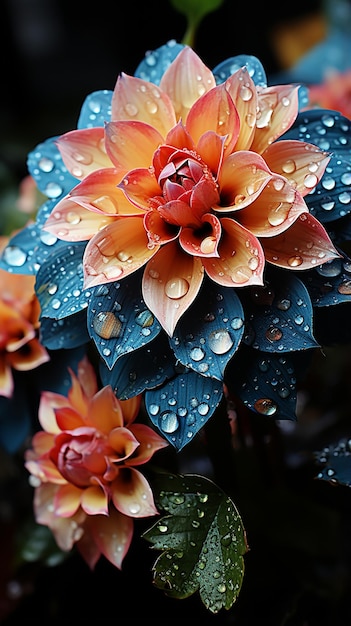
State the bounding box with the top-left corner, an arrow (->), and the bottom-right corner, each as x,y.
1,0 -> 323,183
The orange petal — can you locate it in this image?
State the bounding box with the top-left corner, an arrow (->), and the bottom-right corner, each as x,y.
80,485 -> 109,515
160,46 -> 216,123
68,369 -> 89,416
126,423 -> 169,465
118,167 -> 162,210
0,357 -> 14,397
108,426 -> 140,460
239,177 -> 308,236
186,83 -> 240,153
55,406 -> 85,431
118,395 -> 142,425
111,467 -> 158,517
202,216 -> 265,286
43,195 -> 115,242
142,241 -> 204,336
105,120 -> 163,169
86,386 -> 124,432
9,338 -> 50,371
34,484 -> 86,551
83,217 -> 159,288
56,127 -> 112,180
54,483 -> 82,517
263,212 -> 341,269
225,66 -> 258,150
251,84 -> 299,155
70,168 -> 145,215
217,151 -> 272,210
77,356 -> 99,398
111,73 -> 176,136
89,508 -> 133,569
196,131 -> 226,177
262,140 -> 330,197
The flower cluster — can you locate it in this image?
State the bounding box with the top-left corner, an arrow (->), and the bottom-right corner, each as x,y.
1,39 -> 351,614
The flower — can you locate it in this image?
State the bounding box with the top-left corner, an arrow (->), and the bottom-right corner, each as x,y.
1,41 -> 351,451
306,69 -> 351,119
24,356 -> 169,569
0,237 -> 49,397
43,46 -> 338,337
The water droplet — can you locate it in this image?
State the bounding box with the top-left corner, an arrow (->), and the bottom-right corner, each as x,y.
93,311 -> 122,339
208,329 -> 234,354
2,245 -> 27,267
159,411 -> 179,433
165,277 -> 189,299
254,398 -> 278,415
265,326 -> 282,342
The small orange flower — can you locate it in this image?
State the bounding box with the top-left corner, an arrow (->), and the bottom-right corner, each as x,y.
306,69 -> 351,120
25,356 -> 169,569
0,239 -> 49,397
43,47 -> 339,337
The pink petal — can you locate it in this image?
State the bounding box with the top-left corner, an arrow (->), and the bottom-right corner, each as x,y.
111,73 -> 176,136
38,390 -> 72,433
217,151 -> 272,210
34,484 -> 86,551
105,120 -> 163,169
202,216 -> 265,286
56,127 -> 112,180
160,46 -> 216,123
88,508 -> 133,569
179,213 -> 221,257
263,212 -> 342,269
225,66 -> 258,150
262,140 -> 330,197
111,467 -> 159,517
142,241 -> 204,336
238,176 -> 308,236
186,83 -> 240,153
251,84 -> 300,155
83,217 -> 159,288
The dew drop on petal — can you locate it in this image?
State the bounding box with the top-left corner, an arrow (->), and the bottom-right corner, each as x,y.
208,329 -> 234,354
165,277 -> 189,299
254,398 -> 278,415
159,411 -> 179,433
93,311 -> 122,339
2,245 -> 27,267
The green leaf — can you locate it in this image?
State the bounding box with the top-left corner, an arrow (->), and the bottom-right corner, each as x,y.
143,473 -> 248,613
170,0 -> 224,46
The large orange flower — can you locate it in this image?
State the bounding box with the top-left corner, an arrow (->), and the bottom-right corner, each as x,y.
0,238 -> 50,397
43,46 -> 339,336
25,356 -> 169,569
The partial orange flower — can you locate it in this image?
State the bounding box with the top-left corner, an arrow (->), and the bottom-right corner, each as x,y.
0,239 -> 50,397
43,46 -> 339,336
306,69 -> 351,119
24,356 -> 169,569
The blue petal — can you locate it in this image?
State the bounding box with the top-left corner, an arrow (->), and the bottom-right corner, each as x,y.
87,273 -> 161,369
226,346 -> 298,420
242,272 -> 319,352
35,242 -> 89,319
213,55 -> 267,87
170,280 -> 245,381
282,110 -> 351,224
302,253 -> 351,307
135,40 -> 185,85
27,137 -> 77,198
145,369 -> 223,450
99,333 -> 176,399
39,310 -> 90,349
77,90 -> 113,129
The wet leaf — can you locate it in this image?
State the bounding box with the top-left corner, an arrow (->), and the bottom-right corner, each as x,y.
143,473 -> 248,613
303,253 -> 351,306
27,136 -> 77,199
